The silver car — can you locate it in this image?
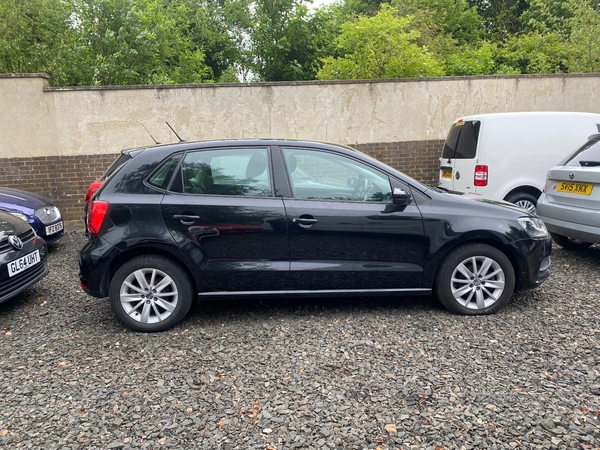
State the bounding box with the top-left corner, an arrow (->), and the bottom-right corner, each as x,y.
537,133 -> 600,250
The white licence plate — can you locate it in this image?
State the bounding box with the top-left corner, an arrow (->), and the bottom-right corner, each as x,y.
8,250 -> 41,277
46,221 -> 63,236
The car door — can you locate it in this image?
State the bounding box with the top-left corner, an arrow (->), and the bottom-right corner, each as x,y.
278,146 -> 426,291
160,146 -> 289,292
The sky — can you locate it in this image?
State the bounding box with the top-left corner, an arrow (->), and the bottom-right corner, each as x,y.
310,0 -> 337,9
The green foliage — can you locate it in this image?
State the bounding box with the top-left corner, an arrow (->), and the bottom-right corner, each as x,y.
1,0 -> 599,85
0,0 -> 76,83
444,42 -> 496,75
567,0 -> 600,72
248,0 -> 338,81
497,31 -> 570,73
521,0 -> 573,37
180,0 -> 251,81
317,5 -> 444,80
468,0 -> 528,40
71,0 -> 212,85
393,0 -> 483,45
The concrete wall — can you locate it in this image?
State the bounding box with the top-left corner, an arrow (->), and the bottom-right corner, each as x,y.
1,72 -> 600,220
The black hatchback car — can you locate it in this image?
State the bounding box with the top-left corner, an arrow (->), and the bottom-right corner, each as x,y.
0,210 -> 48,304
79,140 -> 552,332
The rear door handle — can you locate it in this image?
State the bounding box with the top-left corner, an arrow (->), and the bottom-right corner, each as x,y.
173,214 -> 200,225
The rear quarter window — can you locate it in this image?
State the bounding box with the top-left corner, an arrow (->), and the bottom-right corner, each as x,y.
442,120 -> 480,159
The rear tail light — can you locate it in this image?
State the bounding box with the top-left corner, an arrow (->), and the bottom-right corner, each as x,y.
474,165 -> 488,187
87,200 -> 109,235
85,180 -> 103,205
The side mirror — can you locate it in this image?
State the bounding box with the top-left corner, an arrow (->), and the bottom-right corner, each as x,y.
392,187 -> 412,206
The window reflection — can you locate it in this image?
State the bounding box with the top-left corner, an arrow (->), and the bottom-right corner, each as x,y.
282,148 -> 392,202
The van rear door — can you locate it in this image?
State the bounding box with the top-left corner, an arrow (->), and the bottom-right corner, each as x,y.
439,120 -> 481,194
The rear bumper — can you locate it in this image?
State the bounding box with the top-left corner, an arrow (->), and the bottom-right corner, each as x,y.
537,194 -> 600,244
79,235 -> 121,298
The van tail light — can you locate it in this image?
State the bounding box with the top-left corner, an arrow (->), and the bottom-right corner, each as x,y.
85,180 -> 103,205
474,165 -> 488,187
87,200 -> 109,235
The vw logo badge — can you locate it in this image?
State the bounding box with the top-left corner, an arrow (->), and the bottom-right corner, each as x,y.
569,172 -> 574,180
8,235 -> 23,250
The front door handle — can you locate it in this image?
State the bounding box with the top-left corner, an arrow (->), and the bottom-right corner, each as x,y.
173,214 -> 200,225
293,216 -> 318,228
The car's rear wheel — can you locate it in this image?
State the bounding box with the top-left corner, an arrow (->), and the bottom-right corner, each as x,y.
434,243 -> 515,315
505,192 -> 538,213
109,255 -> 194,332
550,232 -> 593,251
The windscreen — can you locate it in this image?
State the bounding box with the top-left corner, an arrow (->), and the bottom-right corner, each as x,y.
441,120 -> 480,160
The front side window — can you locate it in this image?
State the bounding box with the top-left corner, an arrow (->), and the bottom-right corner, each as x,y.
181,148 -> 272,197
282,148 -> 392,202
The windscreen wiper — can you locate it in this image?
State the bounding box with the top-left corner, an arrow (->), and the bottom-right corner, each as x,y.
579,160 -> 600,167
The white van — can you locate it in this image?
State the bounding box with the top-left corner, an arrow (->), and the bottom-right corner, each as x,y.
438,112 -> 600,212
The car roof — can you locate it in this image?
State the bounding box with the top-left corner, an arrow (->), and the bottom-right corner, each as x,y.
138,138 -> 357,153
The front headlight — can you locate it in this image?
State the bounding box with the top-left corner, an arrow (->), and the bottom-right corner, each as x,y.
517,216 -> 549,238
10,212 -> 30,223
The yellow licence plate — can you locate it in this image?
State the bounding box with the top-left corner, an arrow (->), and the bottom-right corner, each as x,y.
441,170 -> 452,179
557,181 -> 593,195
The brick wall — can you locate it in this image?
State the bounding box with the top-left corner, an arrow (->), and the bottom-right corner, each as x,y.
0,154 -> 116,222
355,140 -> 444,186
0,139 -> 445,221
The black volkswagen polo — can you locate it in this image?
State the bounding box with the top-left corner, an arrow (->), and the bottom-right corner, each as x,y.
0,210 -> 48,304
79,140 -> 552,332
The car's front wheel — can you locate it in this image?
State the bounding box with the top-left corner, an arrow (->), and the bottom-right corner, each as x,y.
109,255 -> 194,332
434,243 -> 515,315
550,232 -> 593,251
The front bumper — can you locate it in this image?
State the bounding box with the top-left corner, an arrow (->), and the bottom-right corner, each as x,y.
0,238 -> 48,304
514,235 -> 552,291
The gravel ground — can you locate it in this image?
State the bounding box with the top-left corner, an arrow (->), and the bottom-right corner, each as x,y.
1,227 -> 600,450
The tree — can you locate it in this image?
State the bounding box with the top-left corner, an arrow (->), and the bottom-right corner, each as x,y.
468,0 -> 528,40
0,0 -> 76,85
67,0 -> 212,86
317,5 -> 444,79
567,0 -> 600,72
497,31 -> 570,73
178,0 -> 252,82
248,0 -> 337,81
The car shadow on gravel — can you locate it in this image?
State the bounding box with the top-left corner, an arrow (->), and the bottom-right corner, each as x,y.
185,293 -> 446,326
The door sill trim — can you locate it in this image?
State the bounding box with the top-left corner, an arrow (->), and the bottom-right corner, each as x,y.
198,288 -> 431,298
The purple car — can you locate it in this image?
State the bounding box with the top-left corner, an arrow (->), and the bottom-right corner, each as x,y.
0,188 -> 64,244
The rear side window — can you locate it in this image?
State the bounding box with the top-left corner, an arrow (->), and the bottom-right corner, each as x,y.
561,136 -> 600,166
180,148 -> 272,197
442,120 -> 480,160
147,155 -> 181,190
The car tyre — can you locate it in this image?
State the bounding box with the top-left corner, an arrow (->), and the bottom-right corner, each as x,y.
550,232 -> 593,251
505,192 -> 538,213
109,255 -> 194,332
434,243 -> 515,315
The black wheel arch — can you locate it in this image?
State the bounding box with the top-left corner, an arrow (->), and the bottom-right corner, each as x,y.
504,186 -> 542,203
99,244 -> 207,298
424,235 -> 524,291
